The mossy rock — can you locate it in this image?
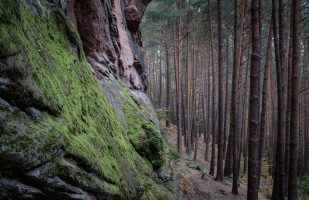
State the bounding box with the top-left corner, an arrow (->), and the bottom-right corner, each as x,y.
119,85 -> 165,170
0,0 -> 175,199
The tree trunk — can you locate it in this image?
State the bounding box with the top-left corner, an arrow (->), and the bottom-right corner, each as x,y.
247,0 -> 261,199
165,43 -> 171,127
186,7 -> 192,156
285,28 -> 292,197
205,42 -> 211,161
174,3 -> 183,154
231,0 -> 240,194
223,35 -> 229,158
208,0 -> 217,176
285,1 -> 292,193
288,0 -> 300,198
216,0 -> 224,181
258,20 -> 273,185
224,129 -> 233,177
272,0 -> 287,198
159,49 -> 162,107
241,52 -> 250,176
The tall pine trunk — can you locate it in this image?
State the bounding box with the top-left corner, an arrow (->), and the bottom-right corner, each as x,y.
205,42 -> 211,161
258,20 -> 273,185
288,0 -> 300,198
216,0 -> 224,181
231,0 -> 240,194
247,0 -> 261,198
208,0 -> 217,176
272,0 -> 287,198
223,35 -> 229,157
165,43 -> 171,127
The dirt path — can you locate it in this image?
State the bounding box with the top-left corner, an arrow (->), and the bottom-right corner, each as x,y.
162,123 -> 269,200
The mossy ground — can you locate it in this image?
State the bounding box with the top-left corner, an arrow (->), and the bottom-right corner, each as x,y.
0,0 -> 175,199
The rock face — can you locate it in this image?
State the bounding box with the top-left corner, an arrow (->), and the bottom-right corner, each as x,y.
0,0 -> 176,199
67,0 -> 149,91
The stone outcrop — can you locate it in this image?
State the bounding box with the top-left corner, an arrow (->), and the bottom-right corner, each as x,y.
0,0 -> 178,199
67,0 -> 149,91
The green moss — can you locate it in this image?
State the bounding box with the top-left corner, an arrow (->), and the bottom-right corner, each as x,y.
300,175 -> 309,200
167,148 -> 180,161
140,180 -> 176,200
119,84 -> 165,169
148,130 -> 163,151
54,158 -> 123,197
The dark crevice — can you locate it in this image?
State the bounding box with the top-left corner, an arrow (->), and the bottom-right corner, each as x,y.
0,94 -> 58,118
63,153 -> 117,186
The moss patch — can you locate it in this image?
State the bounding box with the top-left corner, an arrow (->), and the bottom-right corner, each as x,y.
119,84 -> 165,169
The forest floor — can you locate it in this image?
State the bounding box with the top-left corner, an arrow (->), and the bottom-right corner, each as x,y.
162,122 -> 271,200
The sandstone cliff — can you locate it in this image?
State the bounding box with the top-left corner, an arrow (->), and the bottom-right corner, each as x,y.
0,0 -> 177,199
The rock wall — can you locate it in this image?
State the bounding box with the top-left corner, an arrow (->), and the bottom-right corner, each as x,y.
0,0 -> 177,199
67,0 -> 149,91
